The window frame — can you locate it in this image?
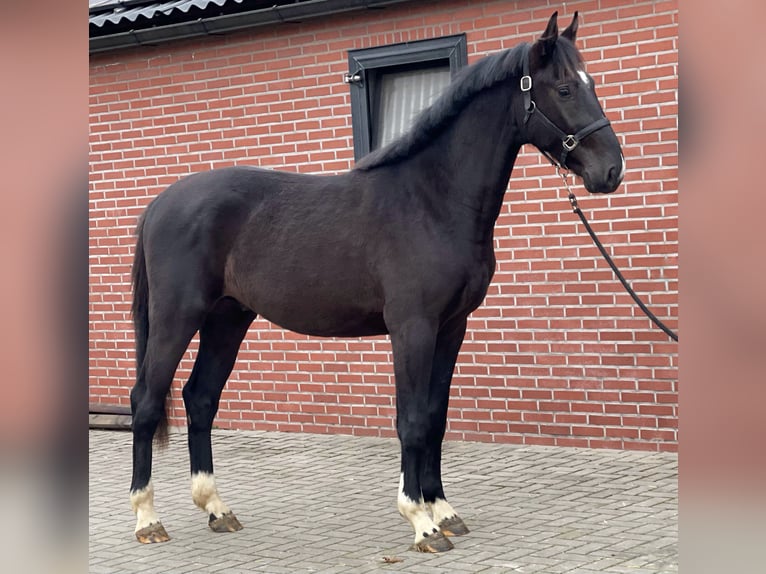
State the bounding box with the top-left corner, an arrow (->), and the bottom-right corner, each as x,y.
347,34 -> 468,161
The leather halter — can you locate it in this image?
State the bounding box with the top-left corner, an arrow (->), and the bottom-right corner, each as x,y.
520,43 -> 611,169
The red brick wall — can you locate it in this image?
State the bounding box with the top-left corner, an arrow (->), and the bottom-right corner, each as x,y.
89,0 -> 678,451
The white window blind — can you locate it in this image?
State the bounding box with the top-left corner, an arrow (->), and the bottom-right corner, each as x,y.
373,66 -> 451,149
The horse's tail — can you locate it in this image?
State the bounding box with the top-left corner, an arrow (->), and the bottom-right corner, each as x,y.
131,212 -> 169,448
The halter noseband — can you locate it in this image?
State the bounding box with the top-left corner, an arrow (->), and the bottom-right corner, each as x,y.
520,44 -> 611,169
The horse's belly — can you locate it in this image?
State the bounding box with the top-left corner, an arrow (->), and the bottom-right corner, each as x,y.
225,266 -> 387,337
262,307 -> 388,338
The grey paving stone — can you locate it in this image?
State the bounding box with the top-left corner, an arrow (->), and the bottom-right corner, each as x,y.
90,429 -> 677,573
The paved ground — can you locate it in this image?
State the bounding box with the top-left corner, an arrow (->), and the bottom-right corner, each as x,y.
90,429 -> 677,573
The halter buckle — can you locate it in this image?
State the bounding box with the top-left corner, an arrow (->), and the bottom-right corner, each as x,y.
520,75 -> 532,92
562,135 -> 578,151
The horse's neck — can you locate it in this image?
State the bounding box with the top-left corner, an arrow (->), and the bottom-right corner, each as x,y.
417,88 -> 523,239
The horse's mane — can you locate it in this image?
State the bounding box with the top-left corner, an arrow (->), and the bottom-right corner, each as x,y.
354,37 -> 583,171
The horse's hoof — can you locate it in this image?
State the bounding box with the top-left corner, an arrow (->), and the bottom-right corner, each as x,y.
208,512 -> 243,533
135,522 -> 170,544
410,531 -> 454,553
439,515 -> 470,537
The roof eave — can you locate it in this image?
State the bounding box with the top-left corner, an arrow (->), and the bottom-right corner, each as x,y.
90,0 -> 415,54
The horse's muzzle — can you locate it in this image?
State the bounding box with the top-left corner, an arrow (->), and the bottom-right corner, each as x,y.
584,153 -> 624,194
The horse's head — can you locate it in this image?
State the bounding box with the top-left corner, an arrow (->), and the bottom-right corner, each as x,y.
523,11 -> 624,194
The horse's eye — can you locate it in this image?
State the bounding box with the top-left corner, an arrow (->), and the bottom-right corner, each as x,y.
558,85 -> 571,98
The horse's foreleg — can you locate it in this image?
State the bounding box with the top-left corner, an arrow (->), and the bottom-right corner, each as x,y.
183,299 -> 255,533
423,431 -> 470,537
423,444 -> 470,537
422,318 -> 470,537
389,315 -> 454,552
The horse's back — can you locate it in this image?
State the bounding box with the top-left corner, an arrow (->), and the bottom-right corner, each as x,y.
137,166 -> 387,332
140,165 -> 341,252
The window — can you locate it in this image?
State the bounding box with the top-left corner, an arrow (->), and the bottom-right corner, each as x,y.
347,34 -> 468,160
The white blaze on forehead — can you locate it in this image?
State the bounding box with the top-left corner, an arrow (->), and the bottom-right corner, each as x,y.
577,69 -> 591,86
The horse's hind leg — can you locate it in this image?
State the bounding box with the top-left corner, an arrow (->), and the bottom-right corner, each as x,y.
182,297 -> 255,533
130,305 -> 205,543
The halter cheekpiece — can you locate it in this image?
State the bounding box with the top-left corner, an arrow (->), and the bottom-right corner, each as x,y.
520,44 -> 611,169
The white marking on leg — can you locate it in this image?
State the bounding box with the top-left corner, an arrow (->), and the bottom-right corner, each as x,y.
130,480 -> 161,532
428,497 -> 458,525
191,472 -> 231,518
397,473 -> 440,543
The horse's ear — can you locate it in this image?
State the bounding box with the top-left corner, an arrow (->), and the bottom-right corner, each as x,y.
539,11 -> 559,58
561,11 -> 579,43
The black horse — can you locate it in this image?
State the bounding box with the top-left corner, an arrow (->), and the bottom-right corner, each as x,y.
128,11 -> 624,552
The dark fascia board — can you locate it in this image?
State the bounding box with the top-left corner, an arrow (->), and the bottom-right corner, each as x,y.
348,34 -> 468,72
90,0 -> 415,54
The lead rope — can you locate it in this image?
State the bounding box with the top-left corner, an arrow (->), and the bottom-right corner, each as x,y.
556,167 -> 679,342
